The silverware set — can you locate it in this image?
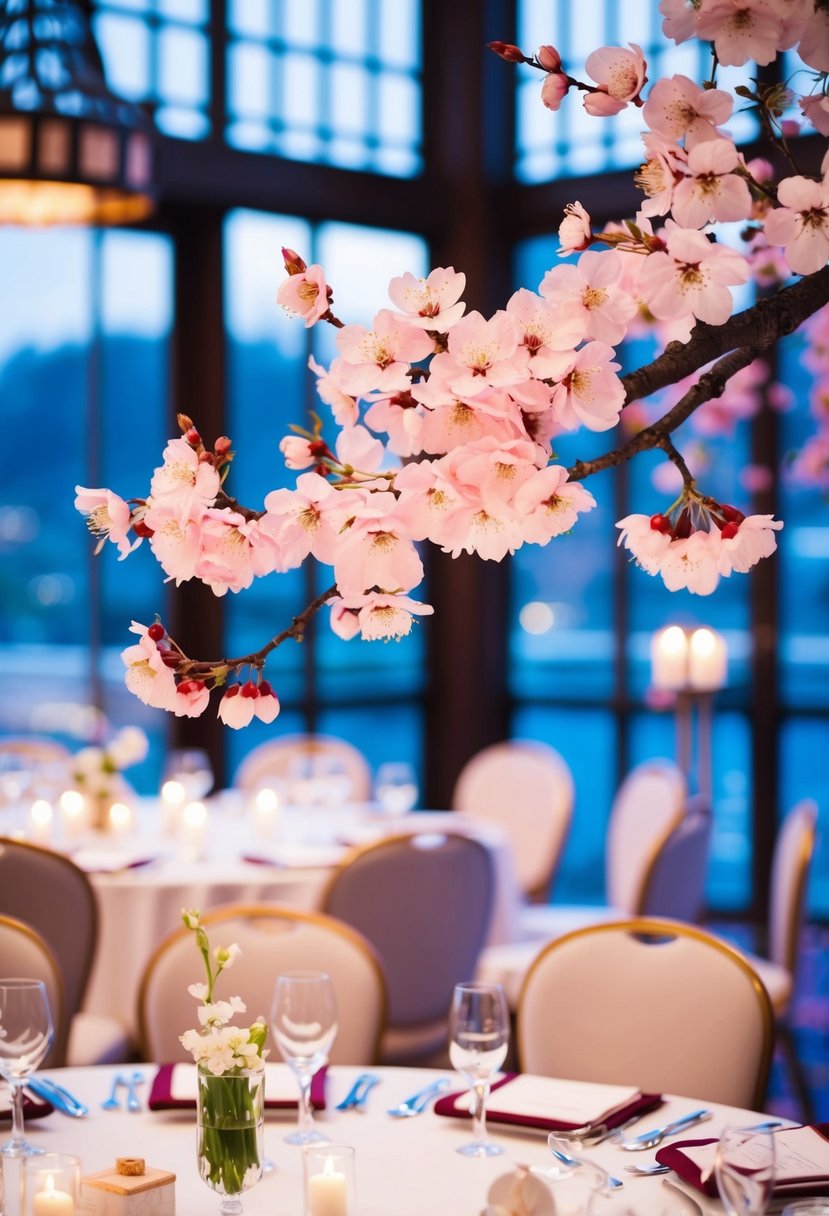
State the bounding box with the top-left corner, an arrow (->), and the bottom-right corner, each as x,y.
100,1071 -> 145,1112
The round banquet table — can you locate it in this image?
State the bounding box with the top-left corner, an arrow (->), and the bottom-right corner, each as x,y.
3,1064 -> 774,1216
77,803 -> 520,1041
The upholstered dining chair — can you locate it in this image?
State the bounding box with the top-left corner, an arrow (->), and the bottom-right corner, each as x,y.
517,917 -> 774,1110
451,739 -> 574,903
0,736 -> 72,764
0,914 -> 65,1067
0,837 -> 132,1066
233,733 -> 373,802
137,903 -> 387,1065
320,832 -> 494,1064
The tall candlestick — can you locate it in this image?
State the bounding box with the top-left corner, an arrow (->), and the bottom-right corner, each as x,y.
651,625 -> 689,690
688,627 -> 728,691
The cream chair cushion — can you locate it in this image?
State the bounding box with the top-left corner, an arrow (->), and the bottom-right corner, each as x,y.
0,914 -> 65,1067
233,734 -> 372,802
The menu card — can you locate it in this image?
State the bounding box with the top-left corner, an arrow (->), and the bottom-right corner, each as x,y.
148,1062 -> 327,1111
434,1073 -> 661,1132
657,1125 -> 829,1198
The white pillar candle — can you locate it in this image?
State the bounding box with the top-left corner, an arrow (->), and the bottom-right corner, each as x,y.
29,799 -> 54,842
181,800 -> 208,858
252,787 -> 280,838
107,801 -> 133,837
651,625 -> 689,690
160,779 -> 186,836
32,1176 -> 74,1216
59,789 -> 89,839
688,627 -> 728,691
307,1158 -> 348,1216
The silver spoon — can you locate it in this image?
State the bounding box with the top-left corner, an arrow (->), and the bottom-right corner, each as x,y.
124,1071 -> 145,1113
386,1077 -> 450,1117
625,1162 -> 671,1176
619,1109 -> 712,1151
101,1075 -> 123,1111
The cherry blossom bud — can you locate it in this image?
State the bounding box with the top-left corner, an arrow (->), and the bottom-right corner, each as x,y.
147,622 -> 165,641
487,40 -> 524,63
541,71 -> 569,111
218,686 -> 256,729
536,44 -> 561,71
184,427 -> 201,447
132,519 -> 154,538
282,246 -> 307,275
240,681 -> 260,698
280,436 -> 316,469
254,680 -> 280,724
214,436 -> 233,456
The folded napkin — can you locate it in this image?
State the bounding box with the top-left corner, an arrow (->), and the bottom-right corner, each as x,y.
657,1125 -> 829,1199
434,1073 -> 661,1133
0,1085 -> 53,1121
71,849 -> 160,873
241,844 -> 344,869
148,1063 -> 327,1111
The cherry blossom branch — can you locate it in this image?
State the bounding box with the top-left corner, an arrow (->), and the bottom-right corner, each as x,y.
567,346 -> 760,483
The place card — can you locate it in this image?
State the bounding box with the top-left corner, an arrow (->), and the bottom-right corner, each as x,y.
148,1062 -> 327,1111
434,1073 -> 660,1132
657,1125 -> 829,1198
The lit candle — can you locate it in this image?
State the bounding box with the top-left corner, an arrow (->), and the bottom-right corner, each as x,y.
160,779 -> 186,837
252,787 -> 280,838
307,1157 -> 348,1216
688,627 -> 728,691
181,800 -> 208,858
107,801 -> 133,837
32,1176 -> 74,1216
59,790 -> 89,839
651,625 -> 689,690
29,799 -> 53,842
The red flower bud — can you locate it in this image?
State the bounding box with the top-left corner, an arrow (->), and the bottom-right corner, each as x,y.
536,44 -> 561,71
184,427 -> 201,447
240,681 -> 260,698
309,439 -> 329,457
147,622 -> 165,642
720,503 -> 745,524
224,685 -> 240,698
672,509 -> 693,540
258,680 -> 274,697
721,521 -> 740,540
214,436 -> 233,455
487,40 -> 525,63
282,246 -> 307,275
159,649 -> 180,669
132,519 -> 154,538
649,513 -> 671,533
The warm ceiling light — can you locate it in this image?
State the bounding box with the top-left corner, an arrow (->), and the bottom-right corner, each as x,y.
0,0 -> 157,226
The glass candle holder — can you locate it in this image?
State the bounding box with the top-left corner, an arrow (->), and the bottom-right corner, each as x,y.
303,1145 -> 355,1216
23,1154 -> 81,1216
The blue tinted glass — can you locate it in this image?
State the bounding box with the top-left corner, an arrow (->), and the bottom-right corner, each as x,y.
226,0 -> 422,176
93,0 -> 210,139
780,718 -> 829,918
515,0 -> 756,183
511,706 -> 617,904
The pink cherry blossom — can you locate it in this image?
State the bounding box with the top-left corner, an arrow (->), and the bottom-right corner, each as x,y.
279,436 -> 317,470
150,437 -> 220,523
363,394 -> 425,457
194,509 -> 280,596
254,682 -> 280,723
506,288 -> 586,372
536,45 -> 561,71
217,686 -> 256,729
433,309 -> 529,397
329,592 -> 434,641
583,90 -> 628,118
660,529 -> 722,594
549,341 -> 626,432
394,459 -> 465,546
276,263 -> 330,327
261,473 -> 354,568
763,176 -> 829,276
584,43 -> 647,109
695,0 -> 786,67
309,356 -> 360,428
643,74 -> 732,145
387,267 -> 466,332
635,133 -> 685,218
335,309 -> 434,396
789,431 -> 829,490
615,514 -> 673,574
718,513 -> 783,574
174,680 -> 210,718
416,390 -> 526,457
335,424 -> 385,476
799,94 -> 829,137
513,466 -> 597,545
448,436 -> 539,512
637,221 -> 750,325
74,486 -> 140,559
121,621 -> 178,710
797,6 -> 829,71
671,137 -> 752,229
558,202 -> 592,255
659,0 -> 701,44
334,491 -> 424,595
540,251 -> 637,346
144,508 -> 203,585
541,72 -> 570,111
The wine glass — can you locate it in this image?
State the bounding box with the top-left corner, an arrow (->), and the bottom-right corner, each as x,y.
270,971 -> 338,1145
448,981 -> 510,1158
0,979 -> 55,1156
715,1124 -> 777,1216
161,748 -> 214,802
374,762 -> 419,816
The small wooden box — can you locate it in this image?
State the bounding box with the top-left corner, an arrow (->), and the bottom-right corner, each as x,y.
80,1165 -> 176,1216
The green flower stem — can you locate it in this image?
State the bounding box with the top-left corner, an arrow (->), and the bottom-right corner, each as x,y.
198,1070 -> 263,1196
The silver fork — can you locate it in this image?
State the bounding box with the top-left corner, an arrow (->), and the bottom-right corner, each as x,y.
101,1075 -> 123,1111
619,1108 -> 712,1150
335,1073 -> 380,1111
386,1077 -> 450,1117
124,1071 -> 144,1113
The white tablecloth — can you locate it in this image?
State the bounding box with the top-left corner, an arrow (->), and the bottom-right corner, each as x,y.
3,1064 -> 767,1216
75,802 -> 520,1040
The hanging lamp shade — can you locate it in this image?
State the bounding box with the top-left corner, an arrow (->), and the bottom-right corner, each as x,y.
0,0 -> 156,225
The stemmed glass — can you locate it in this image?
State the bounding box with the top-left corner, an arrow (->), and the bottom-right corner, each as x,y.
0,979 -> 55,1156
448,981 -> 510,1158
715,1124 -> 777,1216
270,971 -> 338,1145
162,748 -> 214,802
374,762 -> 419,816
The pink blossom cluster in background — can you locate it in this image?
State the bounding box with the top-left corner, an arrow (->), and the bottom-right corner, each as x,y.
74,0 -> 829,725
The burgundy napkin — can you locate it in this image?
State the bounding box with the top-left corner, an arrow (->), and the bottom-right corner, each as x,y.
657,1126 -> 829,1199
0,1091 -> 53,1121
148,1063 -> 327,1112
433,1073 -> 661,1133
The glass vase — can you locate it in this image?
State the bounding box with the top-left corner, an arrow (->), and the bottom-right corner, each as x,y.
197,1067 -> 265,1216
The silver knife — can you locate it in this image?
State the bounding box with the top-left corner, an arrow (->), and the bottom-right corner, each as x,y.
27,1076 -> 89,1117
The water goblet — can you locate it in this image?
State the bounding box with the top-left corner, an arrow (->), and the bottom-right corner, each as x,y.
270,972 -> 338,1145
715,1123 -> 777,1216
448,981 -> 509,1158
162,748 -> 214,802
374,763 -> 419,816
0,979 -> 55,1156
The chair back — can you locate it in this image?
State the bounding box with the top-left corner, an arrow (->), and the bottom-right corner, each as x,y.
0,838 -> 97,1029
768,799 -> 818,975
638,797 -> 712,921
517,918 -> 774,1109
0,736 -> 72,764
606,759 -> 686,911
0,914 -> 66,1066
233,734 -> 372,802
451,740 -> 574,901
137,903 -> 387,1065
321,833 -> 494,1029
